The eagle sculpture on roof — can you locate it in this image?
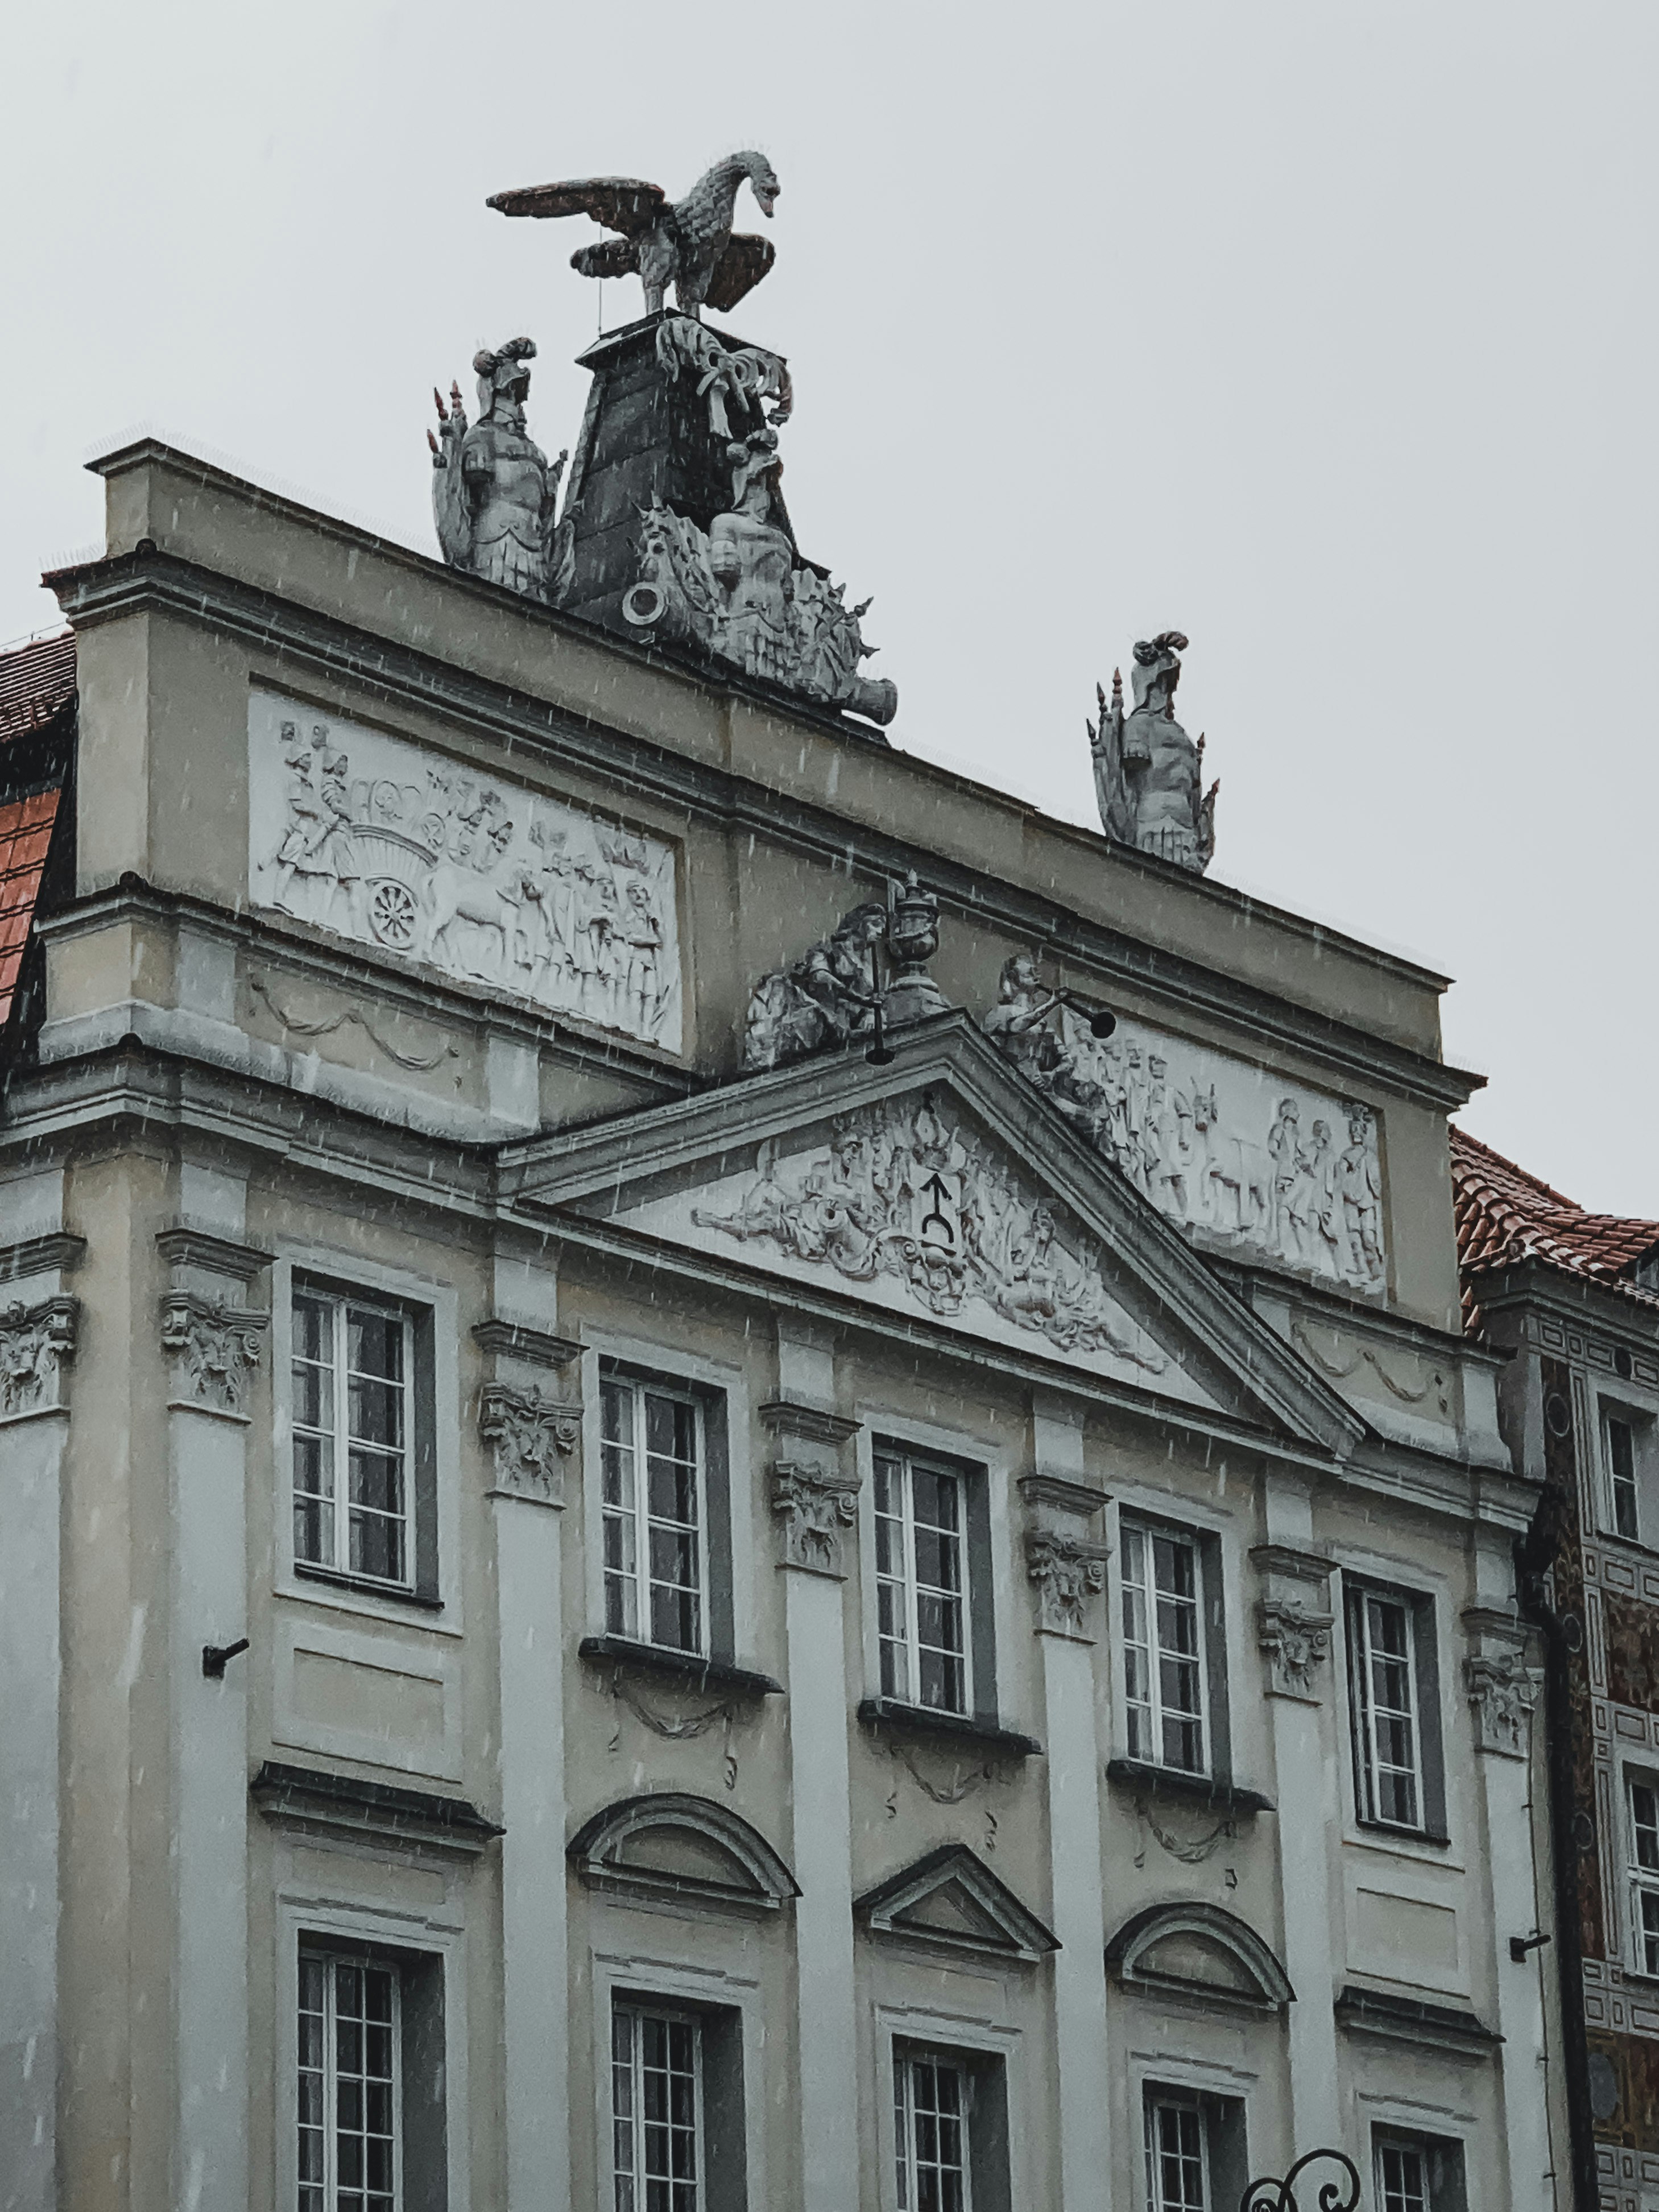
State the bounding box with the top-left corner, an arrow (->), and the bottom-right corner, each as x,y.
487,151 -> 780,323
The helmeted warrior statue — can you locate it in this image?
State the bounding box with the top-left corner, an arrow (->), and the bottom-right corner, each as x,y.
1089,631 -> 1219,874
428,338 -> 572,604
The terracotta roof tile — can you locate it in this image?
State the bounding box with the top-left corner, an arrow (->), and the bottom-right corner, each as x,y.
1451,1124 -> 1659,1332
0,632 -> 76,742
0,787 -> 61,1028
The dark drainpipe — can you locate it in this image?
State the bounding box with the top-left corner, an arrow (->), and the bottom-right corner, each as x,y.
1516,1531 -> 1599,2212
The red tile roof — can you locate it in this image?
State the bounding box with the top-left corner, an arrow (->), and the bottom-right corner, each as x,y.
0,632 -> 75,743
1451,1124 -> 1659,1329
0,788 -> 61,1028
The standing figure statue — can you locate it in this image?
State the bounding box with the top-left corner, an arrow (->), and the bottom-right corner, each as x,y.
428,338 -> 572,606
1089,631 -> 1219,874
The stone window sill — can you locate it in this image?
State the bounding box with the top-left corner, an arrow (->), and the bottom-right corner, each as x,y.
1105,1757 -> 1273,1816
292,1560 -> 444,1612
578,1635 -> 783,1701
857,1697 -> 1042,1760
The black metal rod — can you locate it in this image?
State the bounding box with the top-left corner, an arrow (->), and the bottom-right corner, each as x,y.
201,1636 -> 250,1680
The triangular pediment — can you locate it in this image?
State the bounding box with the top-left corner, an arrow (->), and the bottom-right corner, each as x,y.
501,1014 -> 1363,1455
856,1844 -> 1059,1964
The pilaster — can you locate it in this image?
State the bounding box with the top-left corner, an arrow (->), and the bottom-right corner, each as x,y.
0,1217 -> 83,2212
1249,1531 -> 1340,2158
1463,1606 -> 1552,2212
477,1304 -> 579,2212
768,1322 -> 862,2212
160,1214 -> 270,2212
1024,1393 -> 1111,2212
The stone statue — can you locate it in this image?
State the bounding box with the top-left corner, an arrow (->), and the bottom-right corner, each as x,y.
1089,632 -> 1219,874
621,415 -> 898,726
487,152 -> 781,322
428,339 -> 572,605
743,885 -> 950,1071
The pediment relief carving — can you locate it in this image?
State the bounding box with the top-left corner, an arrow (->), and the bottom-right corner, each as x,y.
611,1089 -> 1209,1400
1107,1901 -> 1294,2013
566,1791 -> 799,1919
856,1843 -> 1059,1965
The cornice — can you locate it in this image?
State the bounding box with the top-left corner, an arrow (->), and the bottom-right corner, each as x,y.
1467,1257 -> 1659,1347
45,540 -> 1478,1114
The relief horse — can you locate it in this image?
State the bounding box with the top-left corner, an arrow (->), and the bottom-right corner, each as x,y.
1186,1085 -> 1272,1236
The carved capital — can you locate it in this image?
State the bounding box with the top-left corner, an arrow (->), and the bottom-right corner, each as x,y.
770,1458 -> 863,1577
1024,1528 -> 1112,1640
0,1293 -> 79,1420
480,1380 -> 578,1507
1463,1608 -> 1540,1759
1257,1595 -> 1333,1701
160,1292 -> 268,1419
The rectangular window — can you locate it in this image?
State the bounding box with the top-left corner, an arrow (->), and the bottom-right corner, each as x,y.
1122,1521 -> 1208,1775
895,2050 -> 971,2212
1144,2095 -> 1208,2212
876,1450 -> 970,1715
292,1286 -> 414,1589
1607,1409 -> 1643,1540
299,1953 -> 400,2212
1347,1585 -> 1425,1831
612,2005 -> 702,2212
601,1375 -> 707,1654
1631,1776 -> 1659,1974
1376,2142 -> 1428,2212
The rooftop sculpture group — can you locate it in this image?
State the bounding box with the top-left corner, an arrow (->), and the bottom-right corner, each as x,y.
1090,631 -> 1219,874
425,155 -> 897,728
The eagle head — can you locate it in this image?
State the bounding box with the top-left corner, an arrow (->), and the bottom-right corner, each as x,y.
738,151 -> 781,218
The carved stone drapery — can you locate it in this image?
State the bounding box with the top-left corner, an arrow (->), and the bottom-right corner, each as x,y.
0,1294 -> 78,1420
1019,1473 -> 1111,1641
1463,1608 -> 1540,1758
760,1398 -> 862,1577
1251,1543 -> 1334,1701
160,1292 -> 269,1419
479,1382 -> 580,1506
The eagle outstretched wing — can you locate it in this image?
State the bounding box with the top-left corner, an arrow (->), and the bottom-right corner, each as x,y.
485,177 -> 665,235
704,233 -> 776,315
571,234 -> 642,280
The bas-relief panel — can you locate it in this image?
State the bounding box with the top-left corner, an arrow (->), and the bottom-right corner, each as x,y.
246,691 -> 682,1052
1046,1004 -> 1386,1296
612,1090 -> 1215,1402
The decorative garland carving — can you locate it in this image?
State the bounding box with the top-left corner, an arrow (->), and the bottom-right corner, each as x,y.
1289,1318 -> 1446,1411
249,972 -> 460,1073
160,1292 -> 268,1416
0,1294 -> 78,1417
601,1668 -> 745,1791
1130,1795 -> 1237,1868
479,1381 -> 580,1504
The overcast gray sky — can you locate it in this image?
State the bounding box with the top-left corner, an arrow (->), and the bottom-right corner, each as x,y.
5,3 -> 1654,1213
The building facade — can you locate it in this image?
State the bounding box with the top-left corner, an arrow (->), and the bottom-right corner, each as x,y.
0,192 -> 1569,2212
1453,1131 -> 1659,2212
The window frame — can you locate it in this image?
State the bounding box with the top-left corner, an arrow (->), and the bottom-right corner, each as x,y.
299,1948 -> 404,2212
1119,1518 -> 1211,1778
599,1368 -> 711,1657
610,2000 -> 706,2212
1370,2128 -> 1467,2212
1628,1768 -> 1659,1977
893,2045 -> 974,2212
1343,1574 -> 1447,1845
291,1279 -> 418,1594
272,1252 -> 455,1627
1143,2089 -> 1209,2212
1600,1394 -> 1658,1545
875,1445 -> 975,1719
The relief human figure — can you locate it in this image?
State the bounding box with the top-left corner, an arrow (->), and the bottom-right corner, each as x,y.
708,428 -> 796,685
743,902 -> 888,1070
619,879 -> 666,1037
1143,1053 -> 1193,1220
1335,1106 -> 1384,1284
268,724 -> 356,927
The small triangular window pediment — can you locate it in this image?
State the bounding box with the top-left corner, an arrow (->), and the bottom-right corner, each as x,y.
857,1845 -> 1059,1965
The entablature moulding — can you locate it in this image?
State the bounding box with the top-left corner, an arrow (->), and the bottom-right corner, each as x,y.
1471,1262 -> 1659,1371
0,1020 -> 1529,1536
47,494 -> 1478,1117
